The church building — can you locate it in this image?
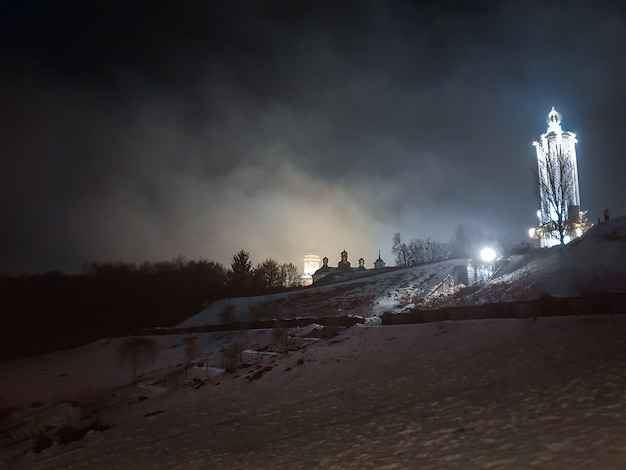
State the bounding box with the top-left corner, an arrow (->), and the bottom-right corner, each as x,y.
312,249 -> 386,284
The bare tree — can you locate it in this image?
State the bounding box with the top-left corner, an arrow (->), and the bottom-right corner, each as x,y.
408,239 -> 425,264
392,233 -> 412,266
428,239 -> 450,261
280,262 -> 301,288
253,258 -> 284,289
393,233 -> 450,266
537,149 -> 577,244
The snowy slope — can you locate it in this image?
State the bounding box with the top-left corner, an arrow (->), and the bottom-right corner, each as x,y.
3,316 -> 626,469
2,218 -> 626,468
476,216 -> 626,302
178,259 -> 465,327
178,217 -> 626,324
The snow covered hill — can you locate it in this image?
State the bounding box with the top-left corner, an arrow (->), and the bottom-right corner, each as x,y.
178,258 -> 466,327
473,216 -> 626,303
178,216 -> 626,327
3,316 -> 626,469
1,217 -> 626,468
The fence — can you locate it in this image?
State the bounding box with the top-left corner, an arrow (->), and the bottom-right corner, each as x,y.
137,315 -> 365,336
381,292 -> 626,325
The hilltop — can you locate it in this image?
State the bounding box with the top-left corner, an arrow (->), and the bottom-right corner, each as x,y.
178,258 -> 464,327
180,216 -> 626,326
467,215 -> 626,303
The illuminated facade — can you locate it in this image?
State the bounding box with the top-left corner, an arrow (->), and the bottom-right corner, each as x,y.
300,253 -> 321,286
531,107 -> 587,247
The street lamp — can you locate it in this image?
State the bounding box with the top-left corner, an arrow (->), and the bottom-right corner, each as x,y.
480,247 -> 496,263
478,247 -> 497,284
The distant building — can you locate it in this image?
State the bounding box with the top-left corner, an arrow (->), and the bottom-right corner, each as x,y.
312,249 -> 386,284
301,253 -> 321,286
312,256 -> 333,284
374,250 -> 386,270
337,250 -> 351,271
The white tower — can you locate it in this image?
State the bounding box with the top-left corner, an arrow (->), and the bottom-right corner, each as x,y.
301,253 -> 320,286
532,107 -> 583,247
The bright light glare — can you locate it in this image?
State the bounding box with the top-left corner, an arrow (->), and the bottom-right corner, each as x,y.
528,227 -> 536,238
480,247 -> 496,263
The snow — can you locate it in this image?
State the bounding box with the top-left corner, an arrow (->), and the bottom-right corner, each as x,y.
480,216 -> 626,301
3,317 -> 626,468
2,217 -> 626,468
179,258 -> 466,327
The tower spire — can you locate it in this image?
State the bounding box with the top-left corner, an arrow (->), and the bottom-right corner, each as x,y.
546,106 -> 562,133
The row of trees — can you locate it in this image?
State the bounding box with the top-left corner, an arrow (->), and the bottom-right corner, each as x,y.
1,252 -> 301,361
81,252 -> 302,296
391,224 -> 497,266
228,250 -> 300,295
391,234 -> 449,266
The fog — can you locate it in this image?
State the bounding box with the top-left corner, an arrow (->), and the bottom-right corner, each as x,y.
2,1 -> 625,273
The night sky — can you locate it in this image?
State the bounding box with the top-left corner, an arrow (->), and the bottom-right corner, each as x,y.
2,1 -> 625,274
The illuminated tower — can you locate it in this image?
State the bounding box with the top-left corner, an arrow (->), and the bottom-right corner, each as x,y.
531,107 -> 585,247
301,253 -> 321,286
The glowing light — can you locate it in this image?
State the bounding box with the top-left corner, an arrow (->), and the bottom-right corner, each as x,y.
546,107 -> 563,134
303,253 -> 320,276
480,248 -> 496,263
528,227 -> 536,238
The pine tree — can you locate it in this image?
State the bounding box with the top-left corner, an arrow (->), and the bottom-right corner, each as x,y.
228,250 -> 254,295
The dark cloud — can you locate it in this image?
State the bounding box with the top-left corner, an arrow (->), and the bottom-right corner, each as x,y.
1,0 -> 625,274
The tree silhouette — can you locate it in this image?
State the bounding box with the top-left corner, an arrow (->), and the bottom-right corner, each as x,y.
254,258 -> 284,290
281,262 -> 301,288
228,250 -> 254,294
536,150 -> 578,245
393,233 -> 451,266
392,233 -> 412,266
